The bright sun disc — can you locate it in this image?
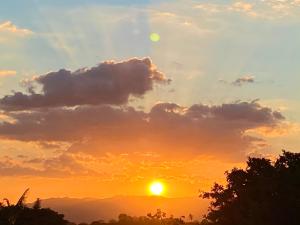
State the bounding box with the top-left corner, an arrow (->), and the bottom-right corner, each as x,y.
149,181 -> 164,196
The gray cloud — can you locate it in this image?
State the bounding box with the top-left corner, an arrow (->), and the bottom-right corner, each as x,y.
0,105 -> 145,141
0,58 -> 168,111
0,101 -> 284,159
0,55 -> 287,172
232,75 -> 255,86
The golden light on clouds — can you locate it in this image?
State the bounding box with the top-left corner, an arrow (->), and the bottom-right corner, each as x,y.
0,70 -> 16,77
0,21 -> 32,35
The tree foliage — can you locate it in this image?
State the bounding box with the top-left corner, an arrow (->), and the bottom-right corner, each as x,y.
202,151 -> 300,225
76,210 -> 197,225
0,189 -> 68,225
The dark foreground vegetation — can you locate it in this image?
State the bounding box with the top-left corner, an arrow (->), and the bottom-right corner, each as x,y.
0,151 -> 299,225
72,210 -> 199,225
0,189 -> 67,225
202,151 -> 300,225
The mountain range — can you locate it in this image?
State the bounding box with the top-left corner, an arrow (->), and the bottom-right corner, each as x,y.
34,196 -> 209,224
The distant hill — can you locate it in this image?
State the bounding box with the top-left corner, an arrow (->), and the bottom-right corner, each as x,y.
32,196 -> 209,224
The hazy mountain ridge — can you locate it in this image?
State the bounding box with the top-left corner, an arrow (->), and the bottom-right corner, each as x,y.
33,196 -> 208,223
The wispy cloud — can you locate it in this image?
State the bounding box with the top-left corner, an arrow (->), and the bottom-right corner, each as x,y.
194,0 -> 300,19
232,75 -> 255,86
0,21 -> 33,43
0,21 -> 33,36
0,70 -> 16,77
219,75 -> 255,86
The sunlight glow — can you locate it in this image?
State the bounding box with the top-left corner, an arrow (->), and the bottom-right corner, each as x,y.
149,181 -> 164,196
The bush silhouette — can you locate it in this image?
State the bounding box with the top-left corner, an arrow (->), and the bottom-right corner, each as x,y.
0,189 -> 68,225
202,151 -> 300,225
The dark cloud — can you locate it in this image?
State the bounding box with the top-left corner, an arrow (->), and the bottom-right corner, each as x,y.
232,75 -> 255,86
0,56 -> 287,167
0,58 -> 168,111
0,101 -> 284,159
0,105 -> 145,141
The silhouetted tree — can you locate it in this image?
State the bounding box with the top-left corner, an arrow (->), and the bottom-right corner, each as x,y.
32,198 -> 41,210
201,151 -> 300,225
0,189 -> 68,225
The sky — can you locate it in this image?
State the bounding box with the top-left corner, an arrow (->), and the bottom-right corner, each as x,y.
0,0 -> 300,202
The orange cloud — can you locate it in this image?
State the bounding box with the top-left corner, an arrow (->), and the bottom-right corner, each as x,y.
0,21 -> 32,36
0,70 -> 16,77
247,122 -> 300,138
0,21 -> 33,43
0,101 -> 284,161
231,2 -> 253,12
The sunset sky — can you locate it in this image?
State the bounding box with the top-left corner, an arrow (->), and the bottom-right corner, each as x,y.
0,0 -> 300,202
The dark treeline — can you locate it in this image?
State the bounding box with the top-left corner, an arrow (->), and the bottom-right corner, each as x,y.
0,200 -> 201,225
1,151 -> 299,225
201,151 -> 300,225
0,190 -> 67,225
71,210 -> 202,225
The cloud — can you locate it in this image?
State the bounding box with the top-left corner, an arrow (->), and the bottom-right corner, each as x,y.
247,121 -> 300,138
0,153 -> 100,177
0,54 -> 288,177
0,101 -> 284,160
0,70 -> 16,77
0,21 -> 33,43
194,3 -> 223,13
0,105 -> 145,142
0,21 -> 32,35
230,2 -> 253,12
219,76 -> 255,86
0,58 -> 169,111
193,1 -> 300,19
232,75 -> 255,86
0,151 -> 242,182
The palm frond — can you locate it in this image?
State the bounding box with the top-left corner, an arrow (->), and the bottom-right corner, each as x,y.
16,188 -> 30,207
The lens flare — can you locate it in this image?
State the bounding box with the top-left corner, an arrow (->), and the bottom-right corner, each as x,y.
150,33 -> 160,42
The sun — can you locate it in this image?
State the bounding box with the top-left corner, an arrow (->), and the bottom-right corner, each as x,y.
149,181 -> 164,196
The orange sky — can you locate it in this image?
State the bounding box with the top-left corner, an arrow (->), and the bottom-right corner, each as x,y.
0,151 -> 244,202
